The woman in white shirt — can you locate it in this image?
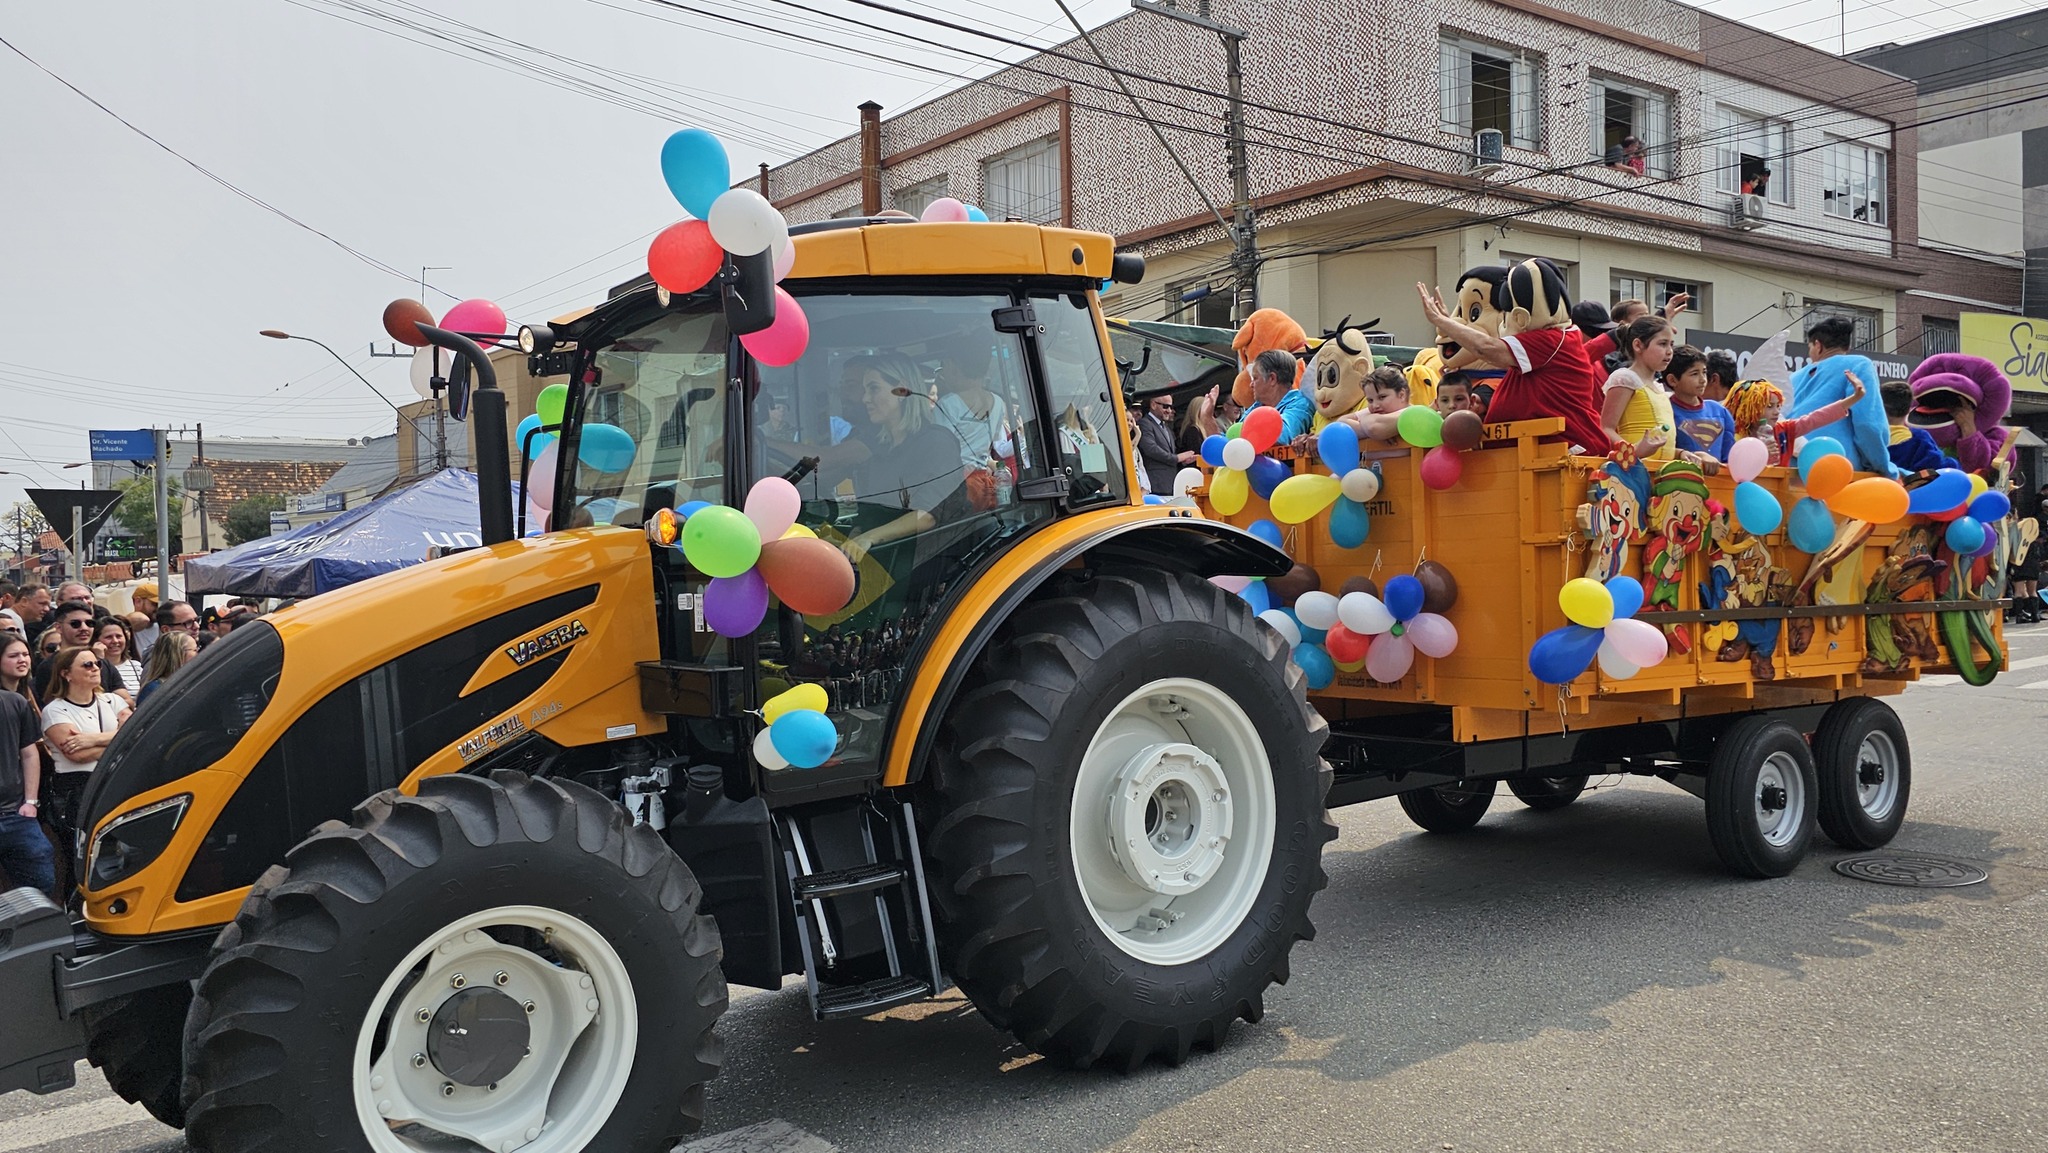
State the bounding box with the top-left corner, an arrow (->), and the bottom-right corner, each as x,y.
94,619 -> 143,702
40,646 -> 131,853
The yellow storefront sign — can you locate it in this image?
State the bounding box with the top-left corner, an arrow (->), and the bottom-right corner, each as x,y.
1960,312 -> 2048,395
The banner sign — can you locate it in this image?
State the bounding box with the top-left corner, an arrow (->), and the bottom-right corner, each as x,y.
1686,329 -> 1923,384
89,429 -> 156,462
1959,312 -> 2048,395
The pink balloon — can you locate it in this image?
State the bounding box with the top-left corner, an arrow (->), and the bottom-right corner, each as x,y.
1405,612 -> 1458,658
440,298 -> 506,344
1604,617 -> 1668,669
1365,632 -> 1415,683
743,475 -> 802,542
1596,639 -> 1638,679
522,495 -> 549,537
1210,573 -> 1252,593
920,197 -> 971,223
1727,437 -> 1770,485
526,441 -> 559,511
739,287 -> 809,367
1420,444 -> 1463,490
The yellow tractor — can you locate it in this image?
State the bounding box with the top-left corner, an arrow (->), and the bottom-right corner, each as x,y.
0,220 -> 1334,1151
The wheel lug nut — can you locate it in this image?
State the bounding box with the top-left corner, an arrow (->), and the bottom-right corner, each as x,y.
415,1008 -> 431,1023
450,973 -> 467,989
494,971 -> 510,986
441,1082 -> 456,1098
524,1000 -> 536,1014
487,1082 -> 499,1092
411,1053 -> 426,1069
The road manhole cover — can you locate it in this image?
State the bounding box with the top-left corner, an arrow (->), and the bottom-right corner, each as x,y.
1833,853 -> 1988,888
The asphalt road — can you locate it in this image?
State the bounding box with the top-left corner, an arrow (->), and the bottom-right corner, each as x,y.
8,622 -> 2046,1153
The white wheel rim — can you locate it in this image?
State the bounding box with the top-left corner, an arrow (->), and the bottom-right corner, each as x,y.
351,905 -> 637,1153
1069,677 -> 1276,966
1754,752 -> 1808,848
1854,730 -> 1901,820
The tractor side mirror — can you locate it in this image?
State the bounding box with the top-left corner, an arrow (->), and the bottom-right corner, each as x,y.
722,250 -> 777,336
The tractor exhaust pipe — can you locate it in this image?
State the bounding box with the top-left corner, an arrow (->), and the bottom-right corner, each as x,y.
416,323 -> 517,546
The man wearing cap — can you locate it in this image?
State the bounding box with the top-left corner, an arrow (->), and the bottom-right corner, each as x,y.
129,582 -> 161,661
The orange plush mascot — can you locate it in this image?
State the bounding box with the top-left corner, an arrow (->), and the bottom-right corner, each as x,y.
1230,308 -> 1309,407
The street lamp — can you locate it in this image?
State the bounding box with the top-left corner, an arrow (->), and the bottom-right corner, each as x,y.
261,330 -> 444,468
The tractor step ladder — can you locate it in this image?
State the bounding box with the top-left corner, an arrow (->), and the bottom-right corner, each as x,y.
778,801 -> 944,1020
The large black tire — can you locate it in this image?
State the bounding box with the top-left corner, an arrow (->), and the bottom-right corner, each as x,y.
926,571 -> 1334,1071
80,987 -> 192,1128
1705,716 -> 1817,878
181,771 -> 725,1153
1397,779 -> 1497,831
1507,775 -> 1589,811
1812,698 -> 1911,850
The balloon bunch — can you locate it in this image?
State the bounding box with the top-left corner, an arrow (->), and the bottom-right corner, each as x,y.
1910,468 -> 2009,555
1202,407 -> 1290,515
1254,567 -> 1460,687
515,383 -> 637,533
651,129 -> 810,367
646,477 -> 857,637
1783,436 -> 1912,552
1267,423 -> 1381,546
916,196 -> 993,224
1397,406 -> 1485,491
1529,577 -> 1670,684
753,684 -> 838,770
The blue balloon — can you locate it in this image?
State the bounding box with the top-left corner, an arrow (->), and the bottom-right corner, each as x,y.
1247,454 -> 1290,499
1906,468 -> 1972,515
1248,519 -> 1284,549
1529,624 -> 1603,685
1795,436 -> 1846,481
1317,422 -> 1361,475
1241,579 -> 1271,613
677,500 -> 712,519
769,709 -> 839,769
1604,576 -> 1645,621
660,128 -> 732,220
1968,490 -> 2011,523
577,422 -> 637,473
965,205 -> 990,222
1789,496 -> 1836,553
1383,574 -> 1425,622
1143,494 -> 1167,504
1200,434 -> 1229,467
1329,499 -> 1371,549
1293,643 -> 1335,691
1733,480 -> 1783,535
1945,516 -> 1986,555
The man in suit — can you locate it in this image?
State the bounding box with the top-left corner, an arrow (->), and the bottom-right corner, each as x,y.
1134,394 -> 1193,496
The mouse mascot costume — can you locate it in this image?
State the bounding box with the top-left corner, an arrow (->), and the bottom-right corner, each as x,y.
1434,259 -> 1607,452
1907,353 -> 2012,474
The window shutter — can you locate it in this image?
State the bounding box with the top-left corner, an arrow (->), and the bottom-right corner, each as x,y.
1511,55 -> 1539,147
1439,39 -> 1463,133
1588,79 -> 1606,159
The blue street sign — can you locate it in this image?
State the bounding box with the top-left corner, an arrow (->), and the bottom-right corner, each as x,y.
89,429 -> 157,462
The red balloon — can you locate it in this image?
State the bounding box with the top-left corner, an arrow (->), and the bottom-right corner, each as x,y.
648,219 -> 724,295
1325,623 -> 1371,665
758,537 -> 855,615
1420,444 -> 1463,490
1241,406 -> 1283,453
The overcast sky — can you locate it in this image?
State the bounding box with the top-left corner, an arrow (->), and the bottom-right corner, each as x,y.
0,0 -> 2034,516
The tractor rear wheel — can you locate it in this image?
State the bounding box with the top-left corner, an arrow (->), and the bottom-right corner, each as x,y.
927,571 -> 1334,1071
181,771 -> 725,1153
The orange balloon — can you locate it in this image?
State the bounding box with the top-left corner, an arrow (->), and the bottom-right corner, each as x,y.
382,298 -> 435,347
1804,454 -> 1853,502
1828,477 -> 1910,524
759,537 -> 856,615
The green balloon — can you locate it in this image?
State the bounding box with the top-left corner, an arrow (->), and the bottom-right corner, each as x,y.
536,383 -> 570,428
680,505 -> 762,578
1396,405 -> 1444,448
1227,421 -> 1244,438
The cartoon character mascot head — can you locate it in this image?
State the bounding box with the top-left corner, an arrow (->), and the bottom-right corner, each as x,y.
1231,308 -> 1308,407
1309,321 -> 1377,430
1906,353 -> 2012,473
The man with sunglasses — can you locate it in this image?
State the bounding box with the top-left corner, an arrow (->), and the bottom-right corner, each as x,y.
32,603 -> 119,696
1134,393 -> 1192,496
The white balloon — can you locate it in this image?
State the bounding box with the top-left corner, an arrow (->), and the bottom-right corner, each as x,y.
1405,612 -> 1459,658
409,345 -> 441,399
1221,438 -> 1255,471
1364,632 -> 1414,683
1257,609 -> 1302,648
753,728 -> 790,770
1173,466 -> 1205,497
707,188 -> 790,257
772,237 -> 797,281
1294,591 -> 1340,631
1340,467 -> 1380,503
1596,639 -> 1639,679
1338,591 -> 1395,635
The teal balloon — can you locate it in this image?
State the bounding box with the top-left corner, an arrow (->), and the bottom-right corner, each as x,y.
1329,499 -> 1371,549
769,709 -> 838,769
1968,491 -> 2010,522
1247,454 -> 1289,499
1317,422 -> 1361,475
1733,480 -> 1782,535
1945,516 -> 1986,555
965,205 -> 990,222
1907,468 -> 1971,514
578,422 -> 636,472
1789,496 -> 1835,553
1241,579 -> 1271,613
1281,609 -> 1326,646
660,128 -> 731,219
1248,519 -> 1284,549
1796,436 -> 1846,481
1529,624 -> 1602,684
1604,576 -> 1644,621
1293,643 -> 1335,690
515,414 -> 556,460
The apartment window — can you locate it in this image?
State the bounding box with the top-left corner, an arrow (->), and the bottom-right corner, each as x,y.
830,203 -> 863,219
1590,76 -> 1671,178
1822,140 -> 1887,225
1921,317 -> 1960,355
1439,33 -> 1543,149
982,136 -> 1062,224
1171,281 -> 1234,329
1612,273 -> 1705,319
892,175 -> 949,218
1711,105 -> 1791,205
1805,300 -> 1883,349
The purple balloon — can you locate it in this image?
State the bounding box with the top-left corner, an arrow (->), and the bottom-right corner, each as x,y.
704,569 -> 769,637
1247,454 -> 1290,499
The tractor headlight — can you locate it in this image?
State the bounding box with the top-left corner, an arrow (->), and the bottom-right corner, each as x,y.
88,794 -> 191,891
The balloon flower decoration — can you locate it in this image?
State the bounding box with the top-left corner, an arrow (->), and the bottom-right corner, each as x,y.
1724,437 -> 1782,535
1910,468 -> 2009,556
645,477 -> 858,638
753,683 -> 838,770
1253,567 -> 1460,687
1399,406 -> 1486,492
650,128 -> 810,367
1781,436 -> 1912,553
1267,423 -> 1381,547
1202,406 -> 1291,515
1529,577 -> 1670,684
515,382 -> 638,533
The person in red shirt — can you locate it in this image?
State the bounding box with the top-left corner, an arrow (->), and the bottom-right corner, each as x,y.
1417,259 -> 1611,453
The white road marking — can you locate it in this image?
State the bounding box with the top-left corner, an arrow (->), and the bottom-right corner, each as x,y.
676,1118 -> 837,1153
0,1096 -> 152,1153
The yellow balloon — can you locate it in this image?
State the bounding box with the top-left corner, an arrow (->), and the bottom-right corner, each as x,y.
1334,657 -> 1367,673
1967,473 -> 1989,503
763,683 -> 829,724
781,523 -> 817,540
1559,577 -> 1614,629
1269,473 -> 1343,525
1209,466 -> 1250,515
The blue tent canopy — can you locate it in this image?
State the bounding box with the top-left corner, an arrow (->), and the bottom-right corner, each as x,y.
184,469 -> 491,598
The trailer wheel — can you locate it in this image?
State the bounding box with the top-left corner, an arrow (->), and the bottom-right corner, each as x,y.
1397,780 -> 1497,832
1705,716 -> 1816,878
1507,775 -> 1589,811
928,571 -> 1334,1070
80,987 -> 192,1127
1812,698 -> 1910,850
181,772 -> 725,1153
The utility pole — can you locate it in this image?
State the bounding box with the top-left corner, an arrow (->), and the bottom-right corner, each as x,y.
153,428 -> 170,587
195,423 -> 209,552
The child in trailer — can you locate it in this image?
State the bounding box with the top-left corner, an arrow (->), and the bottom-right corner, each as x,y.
1724,373 -> 1868,466
1433,371 -> 1473,417
1599,315 -> 1681,462
1667,344 -> 1736,466
1881,379 -> 1957,473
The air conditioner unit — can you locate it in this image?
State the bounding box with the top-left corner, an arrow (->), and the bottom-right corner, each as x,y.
1731,193 -> 1767,230
1470,129 -> 1505,177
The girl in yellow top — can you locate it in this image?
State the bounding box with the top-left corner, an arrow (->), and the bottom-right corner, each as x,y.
1599,314 -> 1678,460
